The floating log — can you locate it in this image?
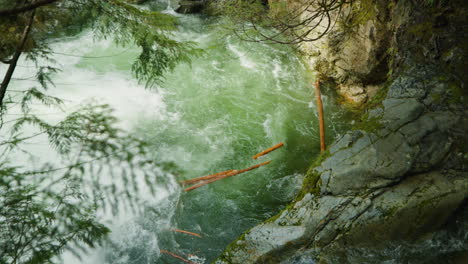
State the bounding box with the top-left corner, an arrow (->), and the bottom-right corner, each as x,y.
315,79 -> 326,152
180,170 -> 235,185
160,250 -> 196,264
184,161 -> 271,192
252,142 -> 284,159
171,229 -> 202,238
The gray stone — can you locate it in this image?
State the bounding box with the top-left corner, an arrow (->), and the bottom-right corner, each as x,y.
428,111 -> 460,131
368,107 -> 384,118
382,98 -> 425,130
320,132 -> 414,195
399,114 -> 437,145
411,131 -> 452,172
341,171 -> 468,246
387,75 -> 428,100
215,171 -> 468,264
329,130 -> 364,154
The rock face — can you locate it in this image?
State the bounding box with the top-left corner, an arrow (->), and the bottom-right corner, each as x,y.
296,0 -> 393,107
215,0 -> 468,263
215,65 -> 468,264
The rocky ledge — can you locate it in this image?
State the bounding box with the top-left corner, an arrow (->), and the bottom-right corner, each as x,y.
214,61 -> 467,263
213,1 -> 467,263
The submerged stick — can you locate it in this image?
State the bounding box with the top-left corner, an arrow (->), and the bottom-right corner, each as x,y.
315,79 -> 326,152
180,170 -> 235,185
184,161 -> 271,192
252,142 -> 284,159
160,250 -> 196,264
171,229 -> 202,238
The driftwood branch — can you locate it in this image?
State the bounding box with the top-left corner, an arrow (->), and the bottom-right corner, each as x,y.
171,229 -> 202,238
184,170 -> 238,192
180,170 -> 235,185
184,161 -> 271,192
160,250 -> 197,264
252,142 -> 284,159
314,79 -> 326,152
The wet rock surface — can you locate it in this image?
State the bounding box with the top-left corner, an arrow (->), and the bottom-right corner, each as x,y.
214,62 -> 468,263
215,1 -> 467,259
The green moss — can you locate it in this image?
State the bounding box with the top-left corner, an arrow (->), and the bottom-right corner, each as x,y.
431,92 -> 443,102
386,47 -> 399,79
368,83 -> 389,109
341,0 -> 377,31
294,150 -> 331,202
431,75 -> 466,105
437,75 -> 449,81
214,232 -> 248,263
381,204 -> 401,219
407,22 -> 433,40
264,203 -> 294,224
448,82 -> 465,104
347,80 -> 388,132
353,113 -> 383,133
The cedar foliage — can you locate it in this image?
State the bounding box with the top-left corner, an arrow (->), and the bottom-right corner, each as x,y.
0,1 -> 196,263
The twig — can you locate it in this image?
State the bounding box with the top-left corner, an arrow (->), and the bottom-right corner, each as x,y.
252,142 -> 284,159
180,170 -> 235,185
184,161 -> 271,192
315,79 -> 326,152
171,229 -> 202,238
160,250 -> 196,264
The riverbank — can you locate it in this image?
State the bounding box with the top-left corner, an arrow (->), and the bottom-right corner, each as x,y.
215,0 -> 468,263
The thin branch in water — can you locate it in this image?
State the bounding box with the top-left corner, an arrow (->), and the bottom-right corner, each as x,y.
252,142 -> 284,159
171,229 -> 202,238
184,161 -> 271,192
160,250 -> 197,264
180,169 -> 235,185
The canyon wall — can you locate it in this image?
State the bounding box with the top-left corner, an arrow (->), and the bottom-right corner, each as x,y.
215,1 -> 468,263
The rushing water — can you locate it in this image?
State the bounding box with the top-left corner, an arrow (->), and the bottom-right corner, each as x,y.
2,3 -> 352,264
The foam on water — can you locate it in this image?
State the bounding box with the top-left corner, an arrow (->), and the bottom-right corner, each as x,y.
227,44 -> 258,69
1,8 -> 352,264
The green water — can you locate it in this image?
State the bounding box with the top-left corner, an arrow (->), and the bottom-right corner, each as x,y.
6,8 -> 351,264
114,14 -> 350,264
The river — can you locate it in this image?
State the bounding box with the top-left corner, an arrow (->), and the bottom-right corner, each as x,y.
3,2 -> 351,263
